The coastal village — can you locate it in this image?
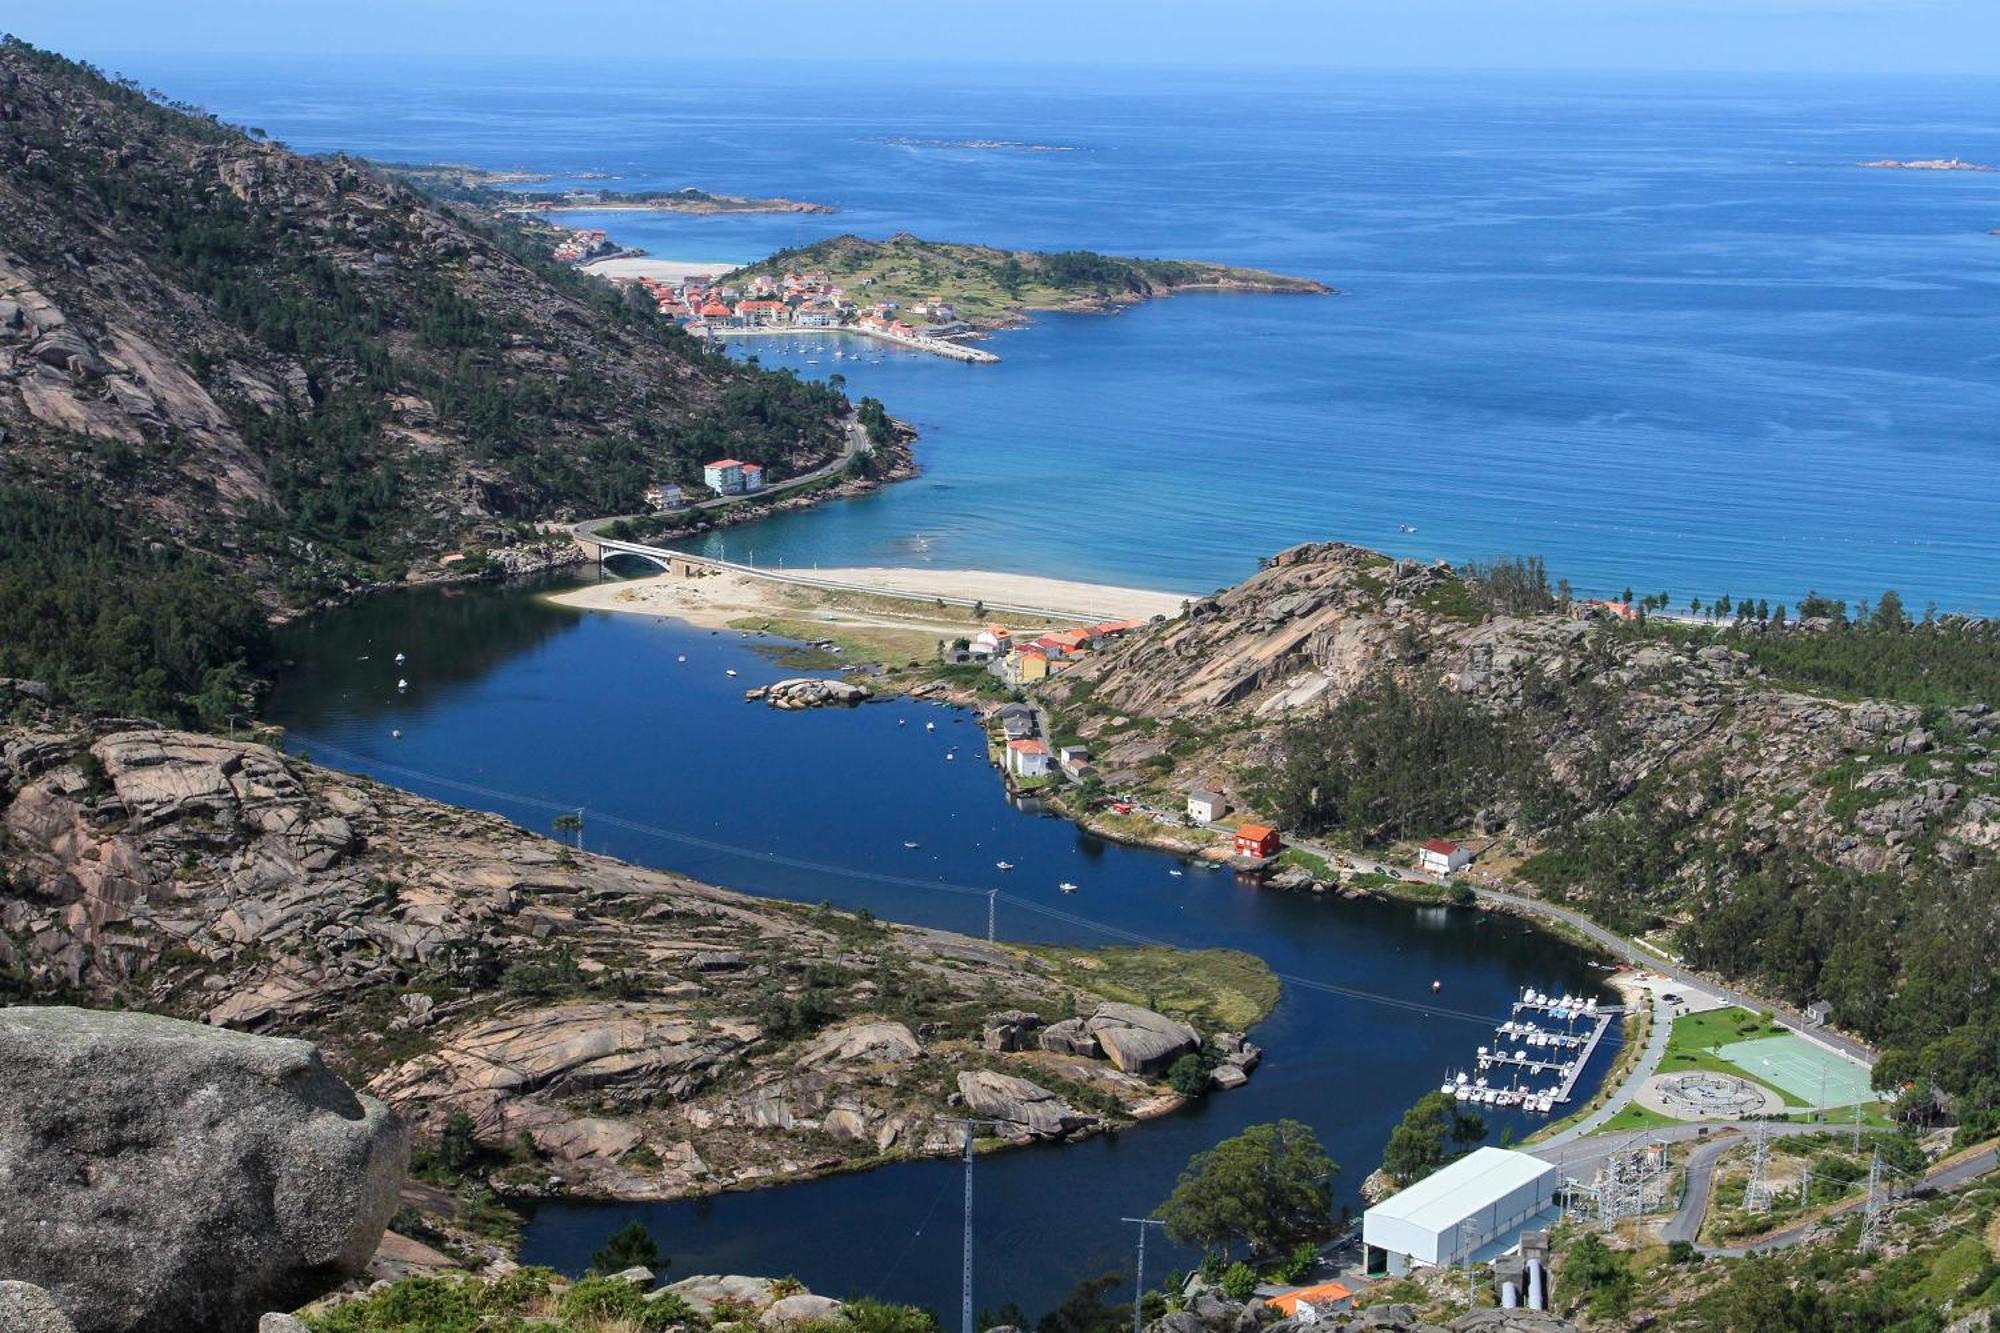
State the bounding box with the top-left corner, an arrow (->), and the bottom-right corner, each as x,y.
546,225 -> 1000,360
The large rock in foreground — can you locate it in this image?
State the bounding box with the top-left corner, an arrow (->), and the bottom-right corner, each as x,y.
1086,1002 -> 1199,1076
0,1007 -> 408,1333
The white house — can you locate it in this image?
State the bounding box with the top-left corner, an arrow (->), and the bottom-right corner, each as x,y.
1007,739 -> 1051,779
703,459 -> 767,496
642,482 -> 685,511
1188,788 -> 1228,823
1420,838 -> 1472,876
1364,1148 -> 1558,1277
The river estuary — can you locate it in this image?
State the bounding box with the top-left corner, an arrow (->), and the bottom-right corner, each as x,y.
267,576 -> 1618,1317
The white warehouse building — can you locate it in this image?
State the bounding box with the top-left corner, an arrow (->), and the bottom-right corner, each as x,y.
1363,1148 -> 1559,1276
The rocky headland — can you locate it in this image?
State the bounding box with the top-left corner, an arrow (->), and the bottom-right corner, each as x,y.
0,696 -> 1270,1209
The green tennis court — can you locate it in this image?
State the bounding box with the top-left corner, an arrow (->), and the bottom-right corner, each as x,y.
1716,1033 -> 1875,1107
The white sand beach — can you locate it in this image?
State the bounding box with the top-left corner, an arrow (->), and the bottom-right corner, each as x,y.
582,256 -> 747,285
548,565 -> 1187,637
810,567 -> 1189,621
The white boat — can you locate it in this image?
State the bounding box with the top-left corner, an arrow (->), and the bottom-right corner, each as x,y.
390,729 -> 401,740
925,722 -> 935,731
725,669 -> 738,677
945,752 -> 956,761
677,655 -> 687,663
904,841 -> 920,849
1059,882 -> 1078,894
1454,1085 -> 1472,1101
1169,869 -> 1184,877
394,653 -> 406,664
396,679 -> 408,691
996,861 -> 1014,871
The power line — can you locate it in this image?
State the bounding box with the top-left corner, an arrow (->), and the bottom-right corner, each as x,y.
294,738 -> 1532,1029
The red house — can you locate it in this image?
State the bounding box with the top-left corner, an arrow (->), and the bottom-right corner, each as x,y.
1235,824 -> 1281,859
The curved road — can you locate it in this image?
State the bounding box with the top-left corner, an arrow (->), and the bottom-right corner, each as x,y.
570,416 -> 870,547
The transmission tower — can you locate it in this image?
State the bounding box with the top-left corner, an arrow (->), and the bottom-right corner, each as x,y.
942,1119 -> 1007,1333
1743,1120 -> 1773,1215
1859,1150 -> 1884,1254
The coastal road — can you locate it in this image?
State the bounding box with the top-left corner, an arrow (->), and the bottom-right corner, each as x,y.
1188,819 -> 1877,1069
570,415 -> 871,548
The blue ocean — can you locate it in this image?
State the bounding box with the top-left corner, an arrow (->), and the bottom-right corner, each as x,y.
132,56 -> 2000,609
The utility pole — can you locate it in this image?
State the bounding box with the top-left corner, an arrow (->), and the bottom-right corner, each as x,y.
942,1119 -> 1006,1333
1121,1217 -> 1167,1333
986,889 -> 998,943
1852,1104 -> 1863,1152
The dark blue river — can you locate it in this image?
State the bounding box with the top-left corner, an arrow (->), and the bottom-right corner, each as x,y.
267,577 -> 1617,1317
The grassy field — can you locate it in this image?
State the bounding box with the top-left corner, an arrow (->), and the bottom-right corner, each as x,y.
1596,1102 -> 1680,1134
1026,945 -> 1280,1033
1658,1008 -> 1808,1107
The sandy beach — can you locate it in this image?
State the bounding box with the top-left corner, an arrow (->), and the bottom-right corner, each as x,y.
810,567 -> 1189,620
582,256 -> 747,285
547,565 -> 1188,641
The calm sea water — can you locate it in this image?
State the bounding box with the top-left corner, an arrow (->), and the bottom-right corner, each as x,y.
132,56 -> 2000,609
265,578 -> 1617,1315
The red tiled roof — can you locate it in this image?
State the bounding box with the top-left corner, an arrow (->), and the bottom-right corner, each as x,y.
705,459 -> 746,469
1422,838 -> 1460,856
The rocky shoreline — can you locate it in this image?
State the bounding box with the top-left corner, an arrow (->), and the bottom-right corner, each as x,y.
0,700 -> 1270,1212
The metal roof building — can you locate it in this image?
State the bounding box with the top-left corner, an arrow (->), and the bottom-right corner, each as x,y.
1362,1147 -> 1558,1276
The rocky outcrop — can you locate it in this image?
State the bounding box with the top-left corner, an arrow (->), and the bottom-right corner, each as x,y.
0,1283 -> 76,1333
956,1070 -> 1097,1140
798,1020 -> 923,1066
744,678 -> 874,710
0,725 -> 1238,1203
1087,1002 -> 1200,1076
0,1007 -> 406,1333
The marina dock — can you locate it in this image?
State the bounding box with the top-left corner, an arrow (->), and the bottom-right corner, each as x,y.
1442,987 -> 1622,1113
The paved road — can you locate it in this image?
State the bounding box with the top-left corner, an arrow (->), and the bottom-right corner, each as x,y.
571,417 -> 869,546
1667,1140 -> 2000,1256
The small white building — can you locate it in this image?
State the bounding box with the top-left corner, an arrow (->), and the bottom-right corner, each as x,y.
643,482 -> 685,511
1363,1148 -> 1559,1277
1420,838 -> 1472,876
1188,788 -> 1228,823
1007,739 -> 1051,779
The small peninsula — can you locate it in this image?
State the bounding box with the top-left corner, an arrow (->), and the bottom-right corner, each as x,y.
379,162 -> 836,213
721,232 -> 1333,332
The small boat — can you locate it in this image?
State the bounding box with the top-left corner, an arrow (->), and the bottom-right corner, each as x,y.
925,721 -> 935,731
1454,1084 -> 1472,1101
676,655 -> 687,663
1169,869 -> 1183,877
396,679 -> 408,691
394,653 -> 406,664
1432,979 -> 1441,992
996,861 -> 1014,871
899,719 -> 907,726
725,669 -> 738,677
390,729 -> 402,740
904,841 -> 920,850
945,752 -> 956,761
1059,882 -> 1078,894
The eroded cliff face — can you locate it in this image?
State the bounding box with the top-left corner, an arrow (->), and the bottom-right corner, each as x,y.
0,700 -> 1219,1200
1048,542 -> 2000,890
